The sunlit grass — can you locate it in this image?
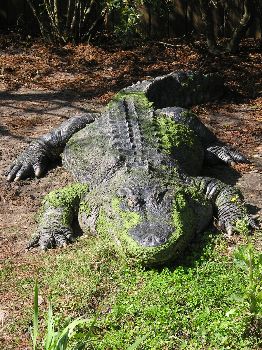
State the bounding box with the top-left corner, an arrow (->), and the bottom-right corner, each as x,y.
1,230 -> 262,349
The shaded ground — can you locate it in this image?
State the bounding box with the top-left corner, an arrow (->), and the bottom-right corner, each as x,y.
0,35 -> 261,348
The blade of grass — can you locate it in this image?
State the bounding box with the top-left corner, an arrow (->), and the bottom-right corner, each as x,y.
127,335 -> 148,350
32,280 -> 39,350
57,318 -> 92,340
85,315 -> 97,338
56,328 -> 69,350
44,299 -> 55,349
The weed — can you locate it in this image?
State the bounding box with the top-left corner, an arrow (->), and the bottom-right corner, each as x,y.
30,281 -> 93,350
234,217 -> 262,318
232,216 -> 262,339
30,268 -> 147,349
234,244 -> 262,317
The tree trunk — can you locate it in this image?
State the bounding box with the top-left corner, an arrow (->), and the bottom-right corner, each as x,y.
226,0 -> 254,52
199,0 -> 218,53
43,0 -> 61,41
26,0 -> 48,40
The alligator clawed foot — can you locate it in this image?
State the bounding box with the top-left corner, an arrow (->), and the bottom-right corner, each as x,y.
27,227 -> 76,251
217,215 -> 258,239
206,144 -> 249,166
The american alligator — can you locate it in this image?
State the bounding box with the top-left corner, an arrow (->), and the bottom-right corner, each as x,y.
6,71 -> 256,265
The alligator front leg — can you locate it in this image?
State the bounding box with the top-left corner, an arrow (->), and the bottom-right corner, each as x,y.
193,177 -> 257,236
28,183 -> 89,250
6,113 -> 97,181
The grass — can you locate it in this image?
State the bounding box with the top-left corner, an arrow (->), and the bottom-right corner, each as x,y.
31,280 -> 96,350
1,229 -> 262,349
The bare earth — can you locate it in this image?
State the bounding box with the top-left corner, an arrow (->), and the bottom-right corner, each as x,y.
0,36 -> 261,348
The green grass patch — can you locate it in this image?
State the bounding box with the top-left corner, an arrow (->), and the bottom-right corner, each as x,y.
1,231 -> 261,349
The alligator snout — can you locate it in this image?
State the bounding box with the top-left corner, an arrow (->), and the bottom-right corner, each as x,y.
130,221 -> 173,247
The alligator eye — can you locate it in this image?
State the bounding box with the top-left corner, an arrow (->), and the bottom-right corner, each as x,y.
156,190 -> 168,204
117,188 -> 131,198
126,196 -> 145,209
117,190 -> 126,198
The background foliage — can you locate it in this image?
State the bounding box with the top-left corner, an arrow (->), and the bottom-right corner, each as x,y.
0,0 -> 261,47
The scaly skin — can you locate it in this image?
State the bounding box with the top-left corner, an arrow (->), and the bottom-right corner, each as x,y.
6,71 -> 256,266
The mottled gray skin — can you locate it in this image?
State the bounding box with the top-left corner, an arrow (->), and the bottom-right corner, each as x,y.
6,71 -> 256,265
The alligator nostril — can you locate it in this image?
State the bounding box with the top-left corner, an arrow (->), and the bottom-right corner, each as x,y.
137,197 -> 146,207
156,190 -> 168,204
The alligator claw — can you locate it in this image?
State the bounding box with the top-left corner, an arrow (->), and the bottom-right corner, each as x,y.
225,225 -> 233,237
27,234 -> 41,250
206,144 -> 249,165
27,227 -> 75,251
33,163 -> 45,178
247,216 -> 260,230
218,214 -> 258,238
6,141 -> 49,182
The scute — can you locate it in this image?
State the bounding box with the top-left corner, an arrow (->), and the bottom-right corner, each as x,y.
62,117 -> 120,184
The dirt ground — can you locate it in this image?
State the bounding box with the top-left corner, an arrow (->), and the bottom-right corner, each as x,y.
0,35 -> 261,347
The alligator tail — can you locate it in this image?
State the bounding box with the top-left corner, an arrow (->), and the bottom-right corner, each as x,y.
124,71 -> 224,109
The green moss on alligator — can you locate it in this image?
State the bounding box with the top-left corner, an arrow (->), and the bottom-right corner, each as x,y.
42,184 -> 89,225
44,184 -> 89,208
95,185 -> 209,266
180,110 -> 193,118
155,115 -> 196,154
110,91 -> 153,110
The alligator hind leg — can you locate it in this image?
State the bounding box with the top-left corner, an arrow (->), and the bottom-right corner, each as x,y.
28,184 -> 89,250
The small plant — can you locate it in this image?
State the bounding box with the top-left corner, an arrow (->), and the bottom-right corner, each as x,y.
30,281 -> 94,350
30,281 -> 146,350
234,243 -> 262,318
26,0 -> 144,43
127,335 -> 148,350
234,217 -> 262,324
235,217 -> 251,236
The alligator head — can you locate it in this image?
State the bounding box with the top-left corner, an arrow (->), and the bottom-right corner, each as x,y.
116,175 -> 175,247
